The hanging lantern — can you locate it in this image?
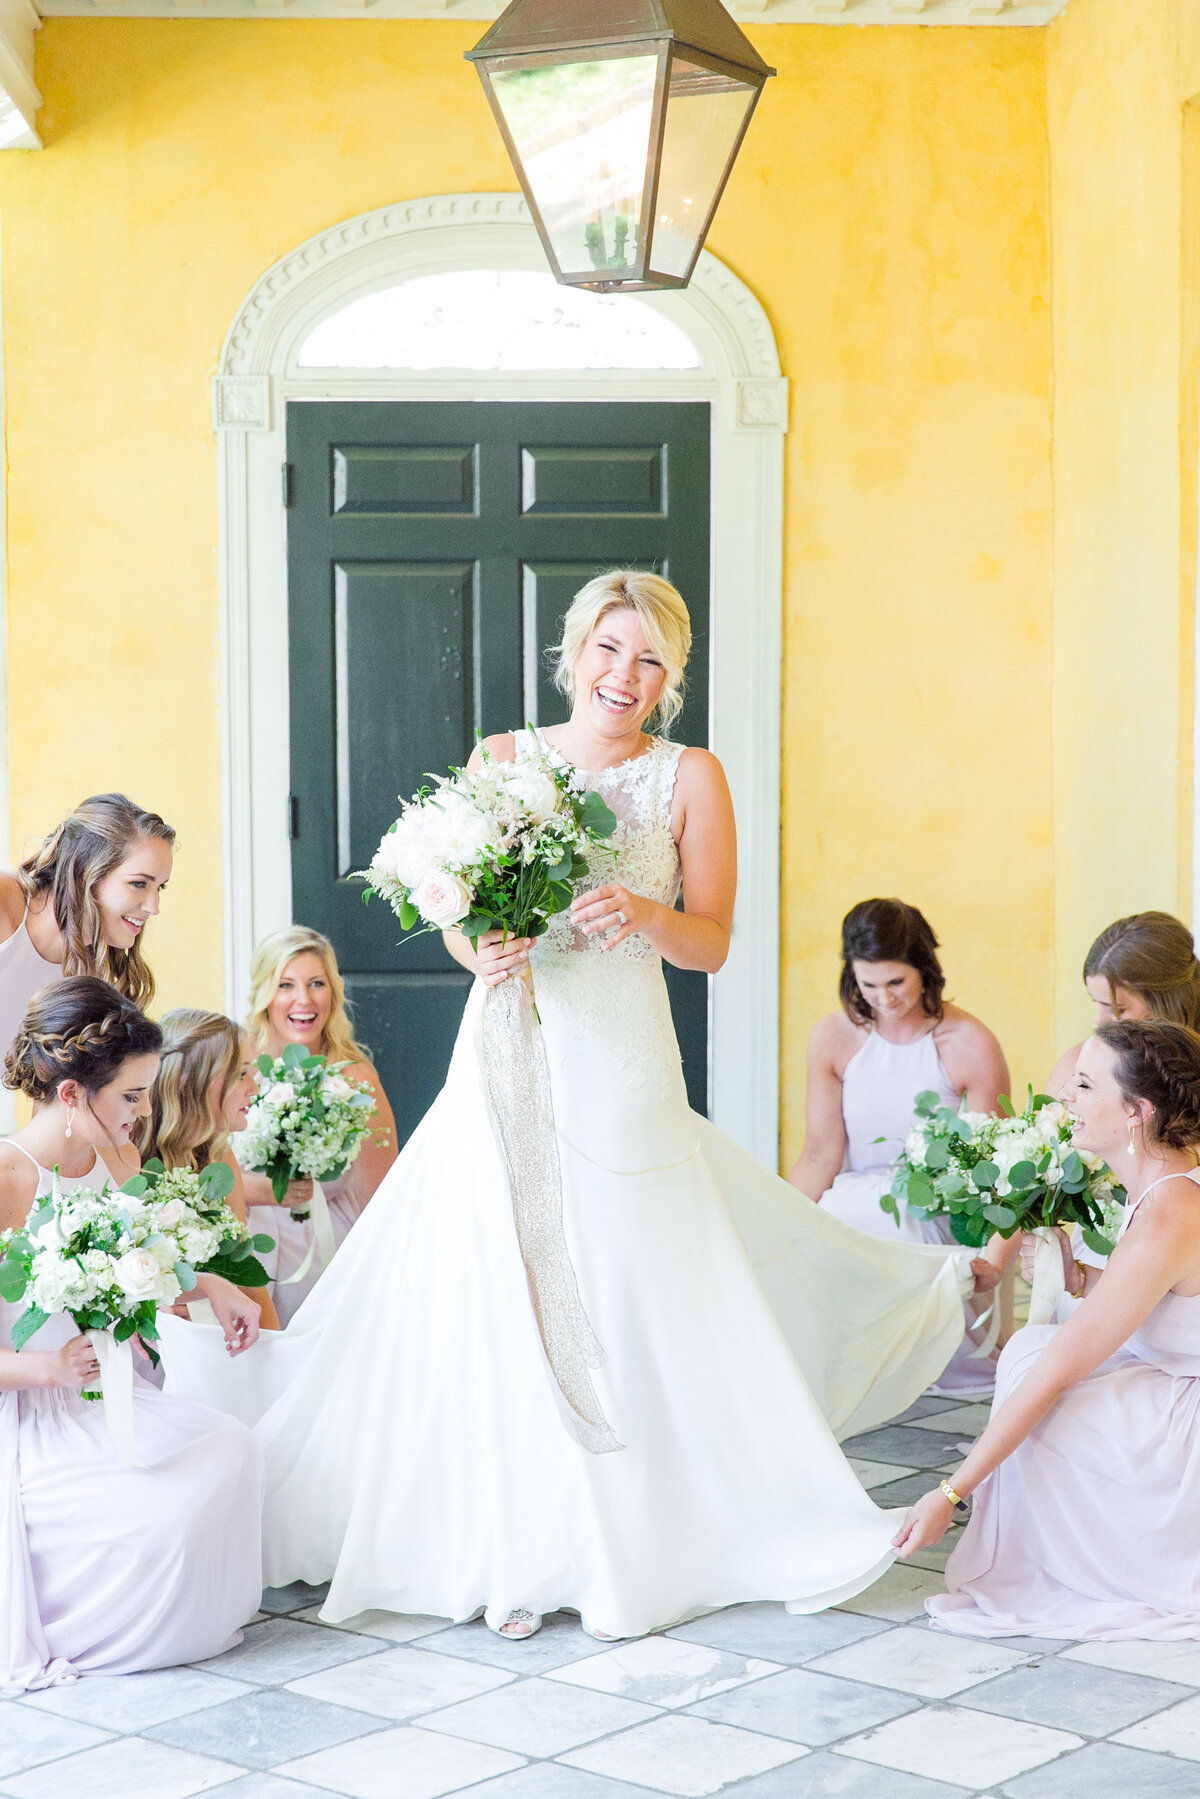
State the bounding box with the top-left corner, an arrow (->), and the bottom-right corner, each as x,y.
466,0 -> 775,293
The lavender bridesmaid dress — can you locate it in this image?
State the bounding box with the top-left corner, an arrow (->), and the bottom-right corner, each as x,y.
929,1167 -> 1200,1640
1,1149 -> 266,1691
247,1165 -> 363,1327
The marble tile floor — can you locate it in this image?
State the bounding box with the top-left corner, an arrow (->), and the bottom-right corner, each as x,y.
4,1393 -> 1198,1799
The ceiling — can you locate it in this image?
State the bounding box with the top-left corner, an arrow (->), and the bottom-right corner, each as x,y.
3,0 -> 1073,150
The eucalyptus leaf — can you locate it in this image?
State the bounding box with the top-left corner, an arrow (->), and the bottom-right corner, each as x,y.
982,1203 -> 1018,1230
199,1161 -> 235,1201
11,1306 -> 47,1349
0,1260 -> 28,1301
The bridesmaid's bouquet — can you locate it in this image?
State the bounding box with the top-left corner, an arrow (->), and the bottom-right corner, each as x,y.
126,1159 -> 275,1289
0,1173 -> 203,1363
235,1045 -> 378,1206
885,1088 -> 1124,1254
359,738 -> 617,945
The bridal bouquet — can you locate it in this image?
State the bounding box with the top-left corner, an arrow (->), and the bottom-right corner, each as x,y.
359,739 -> 617,946
885,1088 -> 1124,1256
0,1173 -> 199,1363
235,1044 -> 378,1206
124,1159 -> 275,1289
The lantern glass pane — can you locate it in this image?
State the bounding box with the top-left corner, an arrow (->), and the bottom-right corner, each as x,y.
649,59 -> 756,279
490,54 -> 658,278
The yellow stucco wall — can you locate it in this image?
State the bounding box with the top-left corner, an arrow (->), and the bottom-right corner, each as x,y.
3,21 -> 1059,1163
1045,0 -> 1200,1058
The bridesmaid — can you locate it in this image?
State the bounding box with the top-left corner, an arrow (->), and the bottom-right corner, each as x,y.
1046,911 -> 1200,1094
0,792 -> 174,1076
788,898 -> 1009,1237
243,925 -> 396,1324
993,913 -> 1200,1313
788,899 -> 1009,1390
900,1018 -> 1200,1641
141,1009 -> 281,1331
0,977 -> 264,1691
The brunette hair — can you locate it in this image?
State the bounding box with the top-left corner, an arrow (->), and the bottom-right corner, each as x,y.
552,570 -> 691,732
4,976 -> 163,1103
839,898 -> 946,1026
140,1009 -> 245,1171
1084,912 -> 1200,1030
246,925 -> 371,1069
1096,1018 -> 1200,1150
17,794 -> 175,1008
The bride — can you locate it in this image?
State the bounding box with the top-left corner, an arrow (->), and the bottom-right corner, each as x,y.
161,570 -> 972,1641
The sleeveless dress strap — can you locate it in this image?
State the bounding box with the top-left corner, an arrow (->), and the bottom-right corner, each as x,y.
6,1141 -> 43,1175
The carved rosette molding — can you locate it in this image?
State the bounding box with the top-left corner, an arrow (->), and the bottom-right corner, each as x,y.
212,373 -> 271,432
735,377 -> 789,433
218,193 -> 783,385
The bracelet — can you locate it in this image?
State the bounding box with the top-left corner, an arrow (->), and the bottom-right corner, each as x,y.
939,1479 -> 969,1513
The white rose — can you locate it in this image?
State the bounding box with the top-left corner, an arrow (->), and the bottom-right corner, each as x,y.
323,1075 -> 354,1102
264,1082 -> 295,1108
155,1198 -> 186,1229
112,1247 -> 168,1302
432,792 -> 495,864
500,765 -> 560,825
374,816 -> 434,889
412,869 -> 472,929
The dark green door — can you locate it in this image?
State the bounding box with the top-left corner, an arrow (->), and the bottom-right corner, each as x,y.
286,400 -> 710,1146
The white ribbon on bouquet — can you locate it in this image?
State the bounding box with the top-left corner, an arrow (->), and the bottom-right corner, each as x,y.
1024,1226 -> 1068,1326
481,965 -> 622,1456
86,1326 -> 145,1467
277,1179 -> 338,1286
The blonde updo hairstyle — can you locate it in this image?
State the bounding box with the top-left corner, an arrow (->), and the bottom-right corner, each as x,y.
5,976 -> 163,1104
17,793 -> 175,1010
139,1009 -> 245,1172
552,570 -> 691,733
247,925 -> 371,1069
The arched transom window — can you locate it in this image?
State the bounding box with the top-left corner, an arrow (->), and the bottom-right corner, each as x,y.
297,269 -> 701,371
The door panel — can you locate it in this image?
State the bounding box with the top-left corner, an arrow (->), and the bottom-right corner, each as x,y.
287,401 -> 710,1146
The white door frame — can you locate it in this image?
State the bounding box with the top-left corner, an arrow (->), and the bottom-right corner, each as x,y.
213,193 -> 787,1163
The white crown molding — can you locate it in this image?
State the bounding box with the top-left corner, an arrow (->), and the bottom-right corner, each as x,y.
0,0 -> 41,150
34,0 -> 1071,20
217,193 -> 784,1162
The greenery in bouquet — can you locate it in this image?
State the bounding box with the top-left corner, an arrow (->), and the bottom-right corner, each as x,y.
0,1173 -> 203,1367
123,1159 -> 275,1289
358,738 -> 618,945
884,1087 -> 1125,1252
234,1043 -> 379,1206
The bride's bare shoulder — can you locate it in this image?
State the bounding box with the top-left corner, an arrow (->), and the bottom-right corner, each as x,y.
467,733 -> 518,771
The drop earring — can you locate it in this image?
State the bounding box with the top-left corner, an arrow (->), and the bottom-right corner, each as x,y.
1128,1119 -> 1137,1159
65,1106 -> 74,1140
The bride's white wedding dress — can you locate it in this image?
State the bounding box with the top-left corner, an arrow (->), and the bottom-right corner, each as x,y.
160,730 -> 970,1637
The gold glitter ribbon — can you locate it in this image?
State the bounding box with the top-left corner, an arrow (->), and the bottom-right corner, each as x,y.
482,969 -> 623,1456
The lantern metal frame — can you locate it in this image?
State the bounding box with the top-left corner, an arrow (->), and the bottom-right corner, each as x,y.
467,0 -> 775,293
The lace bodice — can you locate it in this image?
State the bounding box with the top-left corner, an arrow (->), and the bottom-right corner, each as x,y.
516,729 -> 685,961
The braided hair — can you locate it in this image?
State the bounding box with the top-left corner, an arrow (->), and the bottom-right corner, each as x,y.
17,794 -> 175,1009
1096,1019 -> 1200,1150
5,976 -> 163,1103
